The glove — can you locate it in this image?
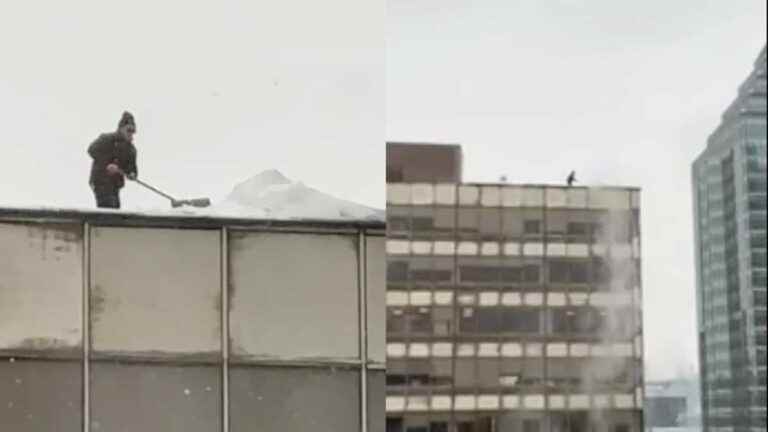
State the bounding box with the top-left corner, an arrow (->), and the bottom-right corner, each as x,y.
106,164 -> 120,175
126,172 -> 137,180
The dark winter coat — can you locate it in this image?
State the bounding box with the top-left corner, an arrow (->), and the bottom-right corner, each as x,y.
88,132 -> 138,189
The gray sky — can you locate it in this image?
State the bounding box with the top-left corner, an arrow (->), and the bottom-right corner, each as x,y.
1,0 -> 765,383
387,0 -> 766,380
0,0 -> 384,210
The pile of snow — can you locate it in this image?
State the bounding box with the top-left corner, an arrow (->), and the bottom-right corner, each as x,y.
209,169 -> 383,221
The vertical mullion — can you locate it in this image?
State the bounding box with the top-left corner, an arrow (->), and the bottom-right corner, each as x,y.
542,189 -> 550,432
449,184 -> 458,429
222,227 -> 230,432
359,231 -> 369,432
82,222 -> 91,432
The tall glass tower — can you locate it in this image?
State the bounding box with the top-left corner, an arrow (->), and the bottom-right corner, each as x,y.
693,45 -> 767,432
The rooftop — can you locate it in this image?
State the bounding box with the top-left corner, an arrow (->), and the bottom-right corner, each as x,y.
0,206 -> 385,231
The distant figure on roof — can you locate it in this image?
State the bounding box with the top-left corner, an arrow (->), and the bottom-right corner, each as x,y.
567,171 -> 576,187
87,111 -> 138,209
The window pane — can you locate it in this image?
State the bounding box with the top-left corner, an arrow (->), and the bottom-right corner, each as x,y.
567,222 -> 589,236
524,265 -> 541,283
460,265 -> 499,283
523,419 -> 541,432
90,227 -> 221,355
368,371 -> 386,432
500,309 -> 541,333
549,260 -> 569,283
387,216 -> 410,232
90,362 -> 220,432
524,220 -> 541,234
230,366 -> 360,432
0,223 -> 83,353
229,232 -> 359,360
571,262 -> 589,283
0,359 -> 81,432
479,209 -> 501,239
411,217 -> 434,232
388,261 -> 409,281
367,237 -> 386,363
455,358 -> 476,387
433,209 -> 456,236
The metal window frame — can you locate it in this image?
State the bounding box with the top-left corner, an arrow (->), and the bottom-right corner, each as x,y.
0,210 -> 384,432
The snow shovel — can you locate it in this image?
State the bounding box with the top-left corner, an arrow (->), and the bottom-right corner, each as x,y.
117,168 -> 211,208
130,177 -> 211,208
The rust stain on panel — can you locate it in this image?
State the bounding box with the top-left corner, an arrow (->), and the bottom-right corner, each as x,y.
14,337 -> 75,350
91,284 -> 106,322
21,223 -> 82,262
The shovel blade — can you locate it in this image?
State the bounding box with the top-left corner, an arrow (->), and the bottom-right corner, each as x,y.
172,198 -> 211,208
188,198 -> 211,208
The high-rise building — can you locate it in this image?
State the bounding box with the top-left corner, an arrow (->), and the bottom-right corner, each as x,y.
692,45 -> 767,432
386,143 -> 645,432
645,377 -> 702,431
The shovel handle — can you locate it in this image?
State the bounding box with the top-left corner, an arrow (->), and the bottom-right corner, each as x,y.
117,168 -> 206,207
116,168 -> 177,203
133,178 -> 178,202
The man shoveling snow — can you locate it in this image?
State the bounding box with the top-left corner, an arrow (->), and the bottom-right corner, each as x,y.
87,111 -> 138,209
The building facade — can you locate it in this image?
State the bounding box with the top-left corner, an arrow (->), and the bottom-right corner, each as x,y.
645,378 -> 702,431
387,142 -> 463,184
692,46 -> 767,432
386,143 -> 644,432
0,208 -> 385,432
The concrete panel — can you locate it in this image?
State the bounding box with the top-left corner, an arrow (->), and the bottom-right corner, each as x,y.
567,188 -> 589,208
546,188 -> 568,207
481,242 -> 500,256
387,343 -> 406,358
410,291 -> 431,305
589,188 -> 631,209
387,291 -> 408,306
458,185 -> 480,205
432,343 -> 453,357
454,395 -> 476,410
386,396 -> 406,412
387,184 -> 410,204
368,371 -> 386,432
434,240 -> 456,255
229,232 -> 359,361
90,362 -> 220,432
90,227 -> 220,355
411,240 -> 432,254
432,395 -> 452,411
0,359 -> 81,432
501,186 -> 523,207
229,366 -> 360,432
367,236 -> 386,364
478,394 -> 500,409
502,395 -> 521,409
0,223 -> 82,352
481,186 -> 501,207
386,239 -> 409,255
435,184 -> 456,205
411,184 -> 434,205
522,187 -> 545,207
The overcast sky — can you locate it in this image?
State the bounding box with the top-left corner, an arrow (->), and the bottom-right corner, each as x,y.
0,0 -> 384,210
387,0 -> 766,380
2,0 -> 765,383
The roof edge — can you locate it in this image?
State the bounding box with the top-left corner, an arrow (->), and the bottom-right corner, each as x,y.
0,206 -> 385,230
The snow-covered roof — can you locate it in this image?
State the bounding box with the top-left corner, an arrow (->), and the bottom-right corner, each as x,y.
0,170 -> 385,227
